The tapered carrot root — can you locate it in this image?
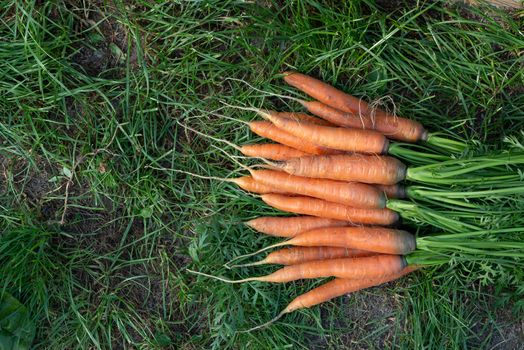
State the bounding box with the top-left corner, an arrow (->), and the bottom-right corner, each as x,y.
272,154 -> 407,185
300,100 -> 427,143
244,265 -> 419,331
249,121 -> 341,155
287,226 -> 416,255
262,254 -> 407,281
283,71 -> 366,114
285,265 -> 419,312
250,170 -> 386,208
231,176 -> 287,194
192,255 -> 406,284
245,216 -> 351,237
235,246 -> 374,267
278,111 -> 335,127
170,171 -> 282,195
283,72 -> 428,142
230,227 -> 414,266
257,109 -> 389,154
374,184 -> 407,199
262,194 -> 399,225
240,143 -> 309,160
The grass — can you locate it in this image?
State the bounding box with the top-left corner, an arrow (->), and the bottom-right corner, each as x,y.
0,0 -> 523,349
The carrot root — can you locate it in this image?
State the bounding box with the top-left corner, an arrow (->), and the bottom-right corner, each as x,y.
225,241 -> 288,268
187,269 -> 260,284
245,216 -> 351,238
243,264 -> 419,332
239,310 -> 287,333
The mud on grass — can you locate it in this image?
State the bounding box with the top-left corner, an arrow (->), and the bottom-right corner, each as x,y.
70,1 -> 143,77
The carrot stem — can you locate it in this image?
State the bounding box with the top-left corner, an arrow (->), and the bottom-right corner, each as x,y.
387,199 -> 480,233
405,152 -> 524,186
388,143 -> 450,165
425,133 -> 468,154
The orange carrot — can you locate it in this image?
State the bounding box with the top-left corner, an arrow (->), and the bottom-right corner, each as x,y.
229,227 -> 414,267
240,143 -> 309,160
245,216 -> 351,237
261,194 -> 399,225
235,246 -> 374,267
250,169 -> 386,208
171,171 -> 284,195
283,265 -> 418,313
191,255 -> 406,283
249,121 -> 341,155
245,265 -> 419,331
374,184 -> 407,199
278,111 -> 335,127
257,109 -> 389,154
255,227 -> 415,255
299,100 -> 427,143
230,176 -> 286,194
271,154 -> 407,185
283,71 -> 367,115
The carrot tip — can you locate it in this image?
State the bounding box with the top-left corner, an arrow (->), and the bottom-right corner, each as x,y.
255,109 -> 274,120
239,310 -> 287,333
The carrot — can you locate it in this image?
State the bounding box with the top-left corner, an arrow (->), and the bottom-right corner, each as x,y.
270,154 -> 407,185
249,121 -> 341,155
374,184 -> 407,199
240,143 -> 309,160
299,100 -> 427,143
257,109 -> 389,154
299,100 -> 369,128
190,254 -> 406,283
229,227 -> 414,266
283,72 -> 428,142
233,246 -> 374,267
171,170 -> 284,195
278,111 -> 335,127
283,71 -> 368,115
246,265 -> 419,331
261,194 -> 399,225
286,265 -> 419,311
250,169 -> 386,208
245,216 -> 351,237
231,176 -> 285,194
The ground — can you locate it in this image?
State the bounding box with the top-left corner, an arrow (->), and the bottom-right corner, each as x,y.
0,1 -> 523,349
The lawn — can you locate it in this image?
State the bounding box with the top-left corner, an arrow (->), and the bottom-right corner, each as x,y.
0,0 -> 523,349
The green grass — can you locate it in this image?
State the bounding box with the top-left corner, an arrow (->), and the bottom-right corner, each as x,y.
0,0 -> 523,349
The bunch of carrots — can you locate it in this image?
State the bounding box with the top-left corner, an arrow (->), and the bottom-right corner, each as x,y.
188,72 -> 524,331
